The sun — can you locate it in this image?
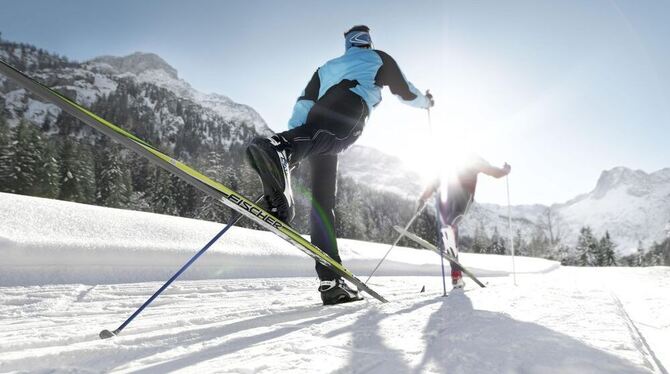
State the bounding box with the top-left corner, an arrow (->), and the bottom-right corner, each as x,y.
394,106 -> 502,188
360,88 -> 510,195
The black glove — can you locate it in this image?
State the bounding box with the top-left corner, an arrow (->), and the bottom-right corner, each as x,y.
425,90 -> 435,108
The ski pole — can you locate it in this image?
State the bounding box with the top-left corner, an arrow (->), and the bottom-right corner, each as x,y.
364,201 -> 427,285
435,196 -> 448,297
506,175 -> 517,286
99,195 -> 263,339
424,106 -> 449,294
425,106 -> 448,294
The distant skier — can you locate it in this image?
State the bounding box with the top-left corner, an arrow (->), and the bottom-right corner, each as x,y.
418,154 -> 511,288
246,25 -> 433,305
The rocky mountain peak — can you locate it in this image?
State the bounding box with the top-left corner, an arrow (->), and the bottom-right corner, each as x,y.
90,52 -> 178,79
651,168 -> 670,183
592,167 -> 648,199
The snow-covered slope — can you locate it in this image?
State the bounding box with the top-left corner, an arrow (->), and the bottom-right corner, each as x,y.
0,192 -> 556,286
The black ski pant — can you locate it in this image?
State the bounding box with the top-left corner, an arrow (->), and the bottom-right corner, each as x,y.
277,87 -> 368,281
309,154 -> 341,281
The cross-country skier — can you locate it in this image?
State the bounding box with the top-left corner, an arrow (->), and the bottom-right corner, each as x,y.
418,154 -> 511,288
246,25 -> 433,305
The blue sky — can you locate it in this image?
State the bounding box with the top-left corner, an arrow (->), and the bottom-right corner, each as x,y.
1,0 -> 668,205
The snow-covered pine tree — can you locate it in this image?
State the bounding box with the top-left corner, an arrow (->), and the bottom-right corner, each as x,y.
640,240 -> 666,266
599,231 -> 617,266
471,222 -> 489,254
488,226 -> 506,255
334,176 -> 368,239
576,226 -> 597,266
637,240 -> 645,266
0,115 -> 14,192
659,238 -> 670,266
513,229 -> 527,256
10,120 -> 39,195
171,174 -> 198,217
38,140 -> 61,198
555,244 -> 574,265
529,224 -> 550,258
10,120 -> 59,197
413,204 -> 438,249
146,167 -> 179,216
96,141 -> 131,208
59,137 -> 96,203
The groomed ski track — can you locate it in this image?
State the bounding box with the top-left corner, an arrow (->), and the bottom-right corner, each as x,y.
1,271 -> 668,373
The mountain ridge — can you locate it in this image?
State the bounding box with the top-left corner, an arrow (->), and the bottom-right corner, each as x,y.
91,52 -> 179,78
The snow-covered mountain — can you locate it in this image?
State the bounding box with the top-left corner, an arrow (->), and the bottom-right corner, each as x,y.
557,167 -> 670,253
338,145 -> 423,197
0,42 -> 271,156
88,53 -> 270,136
459,203 -> 547,242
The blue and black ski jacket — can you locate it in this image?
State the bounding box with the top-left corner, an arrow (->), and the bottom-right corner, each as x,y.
288,47 -> 431,129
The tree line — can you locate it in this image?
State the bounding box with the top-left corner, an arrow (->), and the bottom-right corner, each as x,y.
0,110 -> 439,246
3,111 -> 668,267
456,215 -> 670,267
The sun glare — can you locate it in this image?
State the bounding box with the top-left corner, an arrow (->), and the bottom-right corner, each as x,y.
392,105 -> 504,189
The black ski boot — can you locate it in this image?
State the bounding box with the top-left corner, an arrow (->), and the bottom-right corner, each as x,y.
246,134 -> 294,223
318,278 -> 364,305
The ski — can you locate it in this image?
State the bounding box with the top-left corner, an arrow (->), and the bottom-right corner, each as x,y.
0,59 -> 387,303
393,225 -> 486,288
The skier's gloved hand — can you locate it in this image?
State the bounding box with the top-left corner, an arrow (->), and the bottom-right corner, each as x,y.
502,163 -> 511,176
425,90 -> 435,108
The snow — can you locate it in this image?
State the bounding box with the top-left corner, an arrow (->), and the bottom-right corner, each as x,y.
131,68 -> 270,136
89,51 -> 271,137
85,52 -> 272,142
25,98 -> 62,128
1,272 -> 667,372
3,89 -> 63,129
0,192 -> 556,286
93,74 -> 118,97
4,88 -> 26,115
0,192 -> 667,373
